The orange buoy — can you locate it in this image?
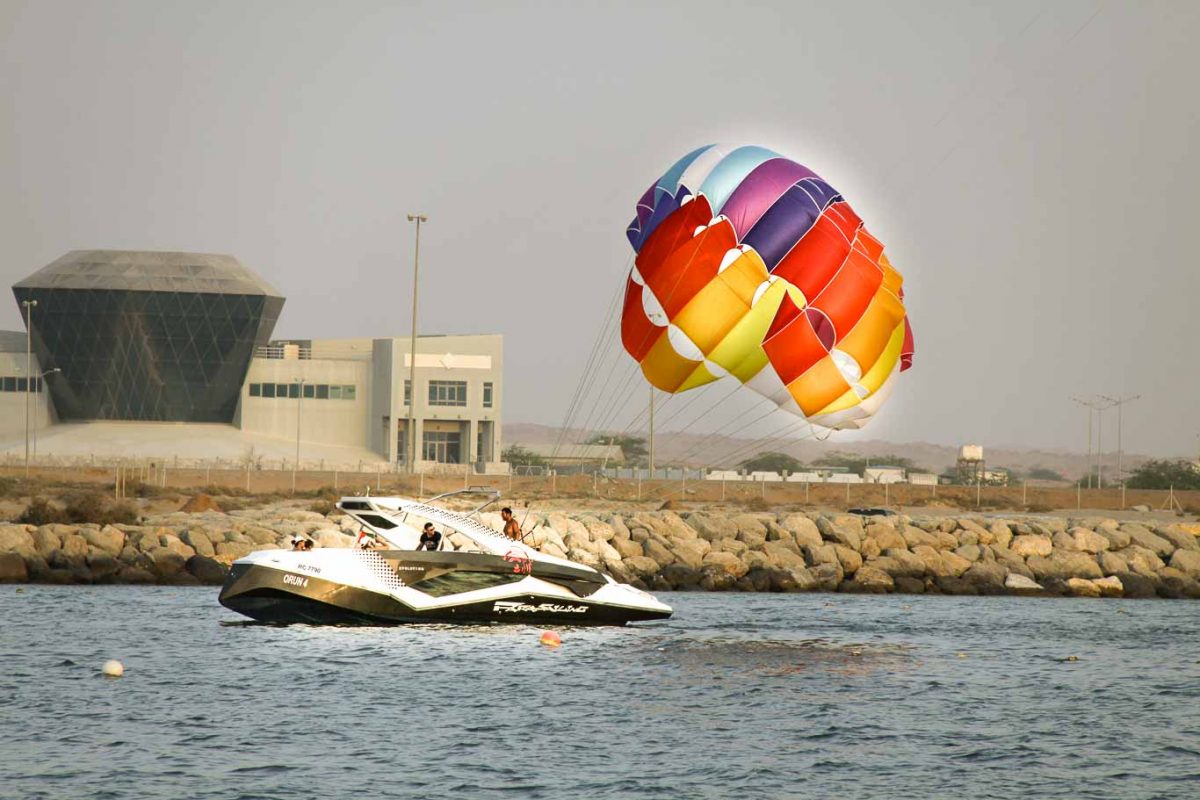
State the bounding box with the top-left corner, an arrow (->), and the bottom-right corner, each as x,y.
540,630 -> 561,648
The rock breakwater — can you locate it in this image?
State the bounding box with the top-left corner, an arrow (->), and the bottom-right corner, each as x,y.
2,505 -> 1198,599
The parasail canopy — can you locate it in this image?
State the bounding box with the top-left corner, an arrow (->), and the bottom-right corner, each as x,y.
622,144 -> 914,431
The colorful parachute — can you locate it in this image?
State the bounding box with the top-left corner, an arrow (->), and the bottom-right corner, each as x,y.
622,144 -> 914,431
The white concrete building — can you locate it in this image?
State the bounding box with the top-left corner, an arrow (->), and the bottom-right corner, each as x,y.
239,334 -> 503,472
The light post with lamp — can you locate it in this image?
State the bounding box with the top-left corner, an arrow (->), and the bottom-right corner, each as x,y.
21,298 -> 38,477
405,213 -> 427,473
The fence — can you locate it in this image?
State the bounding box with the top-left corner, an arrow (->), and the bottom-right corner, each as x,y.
2,460 -> 1197,513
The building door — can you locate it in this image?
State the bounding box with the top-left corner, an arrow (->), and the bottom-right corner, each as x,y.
423,430 -> 461,463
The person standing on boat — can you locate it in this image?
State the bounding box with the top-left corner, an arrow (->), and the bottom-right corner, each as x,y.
416,522 -> 442,551
501,507 -> 522,541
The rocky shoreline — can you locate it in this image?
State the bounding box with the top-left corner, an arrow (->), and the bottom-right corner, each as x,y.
2,505 -> 1199,599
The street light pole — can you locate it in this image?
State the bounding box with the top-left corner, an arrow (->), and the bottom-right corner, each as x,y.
1100,394 -> 1141,484
22,299 -> 38,477
406,214 -> 427,474
292,378 -> 305,494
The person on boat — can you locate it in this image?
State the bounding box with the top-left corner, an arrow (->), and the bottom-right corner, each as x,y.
501,507 -> 522,541
416,522 -> 442,551
290,535 -> 305,551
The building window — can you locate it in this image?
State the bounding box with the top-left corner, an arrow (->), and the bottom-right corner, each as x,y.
330,385 -> 342,400
249,383 -> 261,397
275,383 -> 288,398
262,383 -> 276,398
423,430 -> 461,463
403,379 -> 411,405
303,384 -> 315,399
2,377 -> 14,392
316,384 -> 329,400
483,382 -> 493,408
343,385 -> 356,401
287,383 -> 300,399
428,380 -> 467,407
16,378 -> 27,392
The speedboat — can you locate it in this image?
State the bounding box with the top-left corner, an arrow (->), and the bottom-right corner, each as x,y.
218,488 -> 673,626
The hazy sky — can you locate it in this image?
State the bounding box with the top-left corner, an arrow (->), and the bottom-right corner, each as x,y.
2,1 -> 1197,458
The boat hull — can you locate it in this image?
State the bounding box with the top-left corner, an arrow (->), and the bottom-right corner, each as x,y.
218,562 -> 671,626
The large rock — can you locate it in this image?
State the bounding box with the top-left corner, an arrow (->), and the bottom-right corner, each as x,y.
859,537 -> 882,560
61,533 -> 89,559
962,562 -> 1008,593
780,514 -> 823,549
31,528 -> 63,557
1095,526 -> 1132,551
0,526 -> 37,559
158,534 -> 196,559
180,529 -> 215,557
0,552 -> 28,582
1168,549 -> 1200,579
713,538 -> 749,557
215,541 -> 257,560
1052,530 -> 1079,552
80,525 -> 125,556
672,539 -> 711,570
1156,525 -> 1200,552
849,565 -> 894,593
865,523 -> 906,551
939,550 -> 973,578
817,516 -> 861,551
832,544 -> 862,576
809,563 -> 842,591
315,530 -> 355,549
684,513 -> 737,542
911,545 -> 944,575
1004,573 -> 1043,594
763,541 -> 807,571
1124,525 -> 1173,558
580,516 -> 616,543
660,563 -> 701,589
1071,528 -> 1110,554
732,515 -> 769,548
1114,571 -> 1157,598
611,537 -> 643,561
148,548 -> 188,579
186,555 -> 229,584
1011,535 -> 1053,558
86,553 -> 121,582
877,550 -> 925,579
987,522 -> 1013,549
622,556 -> 661,578
1156,569 -> 1200,600
1098,551 -> 1129,576
702,551 -> 749,579
954,544 -> 982,563
641,538 -> 676,567
1093,575 -> 1124,597
1027,552 -> 1103,581
1066,578 -> 1102,597
900,525 -> 939,550
1121,546 -> 1165,577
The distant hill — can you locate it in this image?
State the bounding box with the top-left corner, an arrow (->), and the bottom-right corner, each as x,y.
504,422 -> 1148,481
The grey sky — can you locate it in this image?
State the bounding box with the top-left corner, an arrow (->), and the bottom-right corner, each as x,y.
2,1 -> 1197,458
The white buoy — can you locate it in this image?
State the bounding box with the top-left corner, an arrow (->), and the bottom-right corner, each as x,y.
102,660 -> 124,677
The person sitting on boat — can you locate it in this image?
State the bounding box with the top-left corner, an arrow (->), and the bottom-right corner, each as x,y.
501,507 -> 522,541
355,529 -> 378,549
416,522 -> 442,551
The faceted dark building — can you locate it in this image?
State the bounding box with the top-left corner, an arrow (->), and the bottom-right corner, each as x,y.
12,251 -> 284,422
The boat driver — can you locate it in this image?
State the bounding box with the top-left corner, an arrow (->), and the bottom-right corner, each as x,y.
416,522 -> 442,551
501,507 -> 522,541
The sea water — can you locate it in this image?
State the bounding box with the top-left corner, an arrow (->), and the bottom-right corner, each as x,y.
1,588 -> 1198,799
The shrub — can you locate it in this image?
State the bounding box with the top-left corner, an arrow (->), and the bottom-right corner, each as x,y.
309,499 -> 336,516
19,497 -> 68,525
62,492 -> 140,526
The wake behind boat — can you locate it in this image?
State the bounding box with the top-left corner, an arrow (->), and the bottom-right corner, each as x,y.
217,488 -> 673,625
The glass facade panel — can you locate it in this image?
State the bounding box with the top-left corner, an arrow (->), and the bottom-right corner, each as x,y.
249,383 -> 261,397
303,384 -> 315,399
262,383 -> 276,398
12,286 -> 283,422
429,380 -> 467,407
2,377 -> 15,392
316,384 -> 329,400
287,383 -> 300,399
